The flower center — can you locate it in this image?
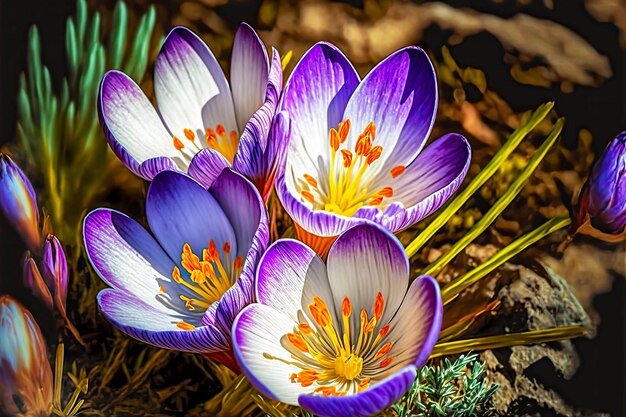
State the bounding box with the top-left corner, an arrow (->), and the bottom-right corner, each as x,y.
171,124 -> 239,163
159,240 -> 243,331
297,119 -> 406,217
264,292 -> 395,396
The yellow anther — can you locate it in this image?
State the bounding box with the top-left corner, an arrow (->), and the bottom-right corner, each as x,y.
176,321 -> 195,331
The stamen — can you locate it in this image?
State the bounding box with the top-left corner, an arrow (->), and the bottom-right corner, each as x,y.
303,174 -> 318,188
299,323 -> 315,335
366,145 -> 382,165
216,124 -> 226,139
301,190 -> 315,204
379,357 -> 393,368
358,377 -> 370,392
342,297 -> 352,317
374,342 -> 393,360
177,321 -> 195,331
341,150 -> 353,168
330,128 -> 340,151
173,136 -> 184,150
374,291 -> 385,321
288,333 -> 309,352
338,119 -> 351,143
184,128 -> 195,141
390,165 -> 406,178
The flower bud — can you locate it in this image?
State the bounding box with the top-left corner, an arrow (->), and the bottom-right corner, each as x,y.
573,131 -> 626,241
42,234 -> 68,311
23,252 -> 54,311
0,296 -> 53,416
0,154 -> 41,253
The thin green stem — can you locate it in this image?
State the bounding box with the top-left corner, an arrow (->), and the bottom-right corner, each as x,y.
405,102 -> 554,258
430,325 -> 586,358
441,215 -> 571,304
421,117 -> 564,277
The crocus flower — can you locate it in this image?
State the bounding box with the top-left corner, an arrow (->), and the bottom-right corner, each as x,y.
276,43 -> 471,256
42,234 -> 69,314
0,296 -> 52,417
0,153 -> 41,253
233,224 -> 442,417
98,23 -> 289,202
23,252 -> 54,311
83,169 -> 268,370
572,130 -> 626,242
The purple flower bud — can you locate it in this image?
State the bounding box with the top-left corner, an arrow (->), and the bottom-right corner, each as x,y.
0,296 -> 53,416
22,252 -> 54,311
42,234 -> 68,310
0,154 -> 41,253
574,131 -> 626,240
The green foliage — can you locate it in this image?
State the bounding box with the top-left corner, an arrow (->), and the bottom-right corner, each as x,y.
392,354 -> 498,417
16,0 -> 156,245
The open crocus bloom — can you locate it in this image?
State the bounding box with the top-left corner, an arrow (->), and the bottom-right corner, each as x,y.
233,224 -> 442,417
98,23 -> 288,201
277,42 -> 471,256
84,169 -> 268,370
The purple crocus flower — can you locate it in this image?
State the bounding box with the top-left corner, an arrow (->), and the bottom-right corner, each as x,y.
42,234 -> 69,314
83,169 -> 268,371
573,130 -> 626,241
0,296 -> 52,417
98,24 -> 289,202
23,252 -> 54,311
233,224 -> 442,417
0,153 -> 41,253
276,43 -> 471,256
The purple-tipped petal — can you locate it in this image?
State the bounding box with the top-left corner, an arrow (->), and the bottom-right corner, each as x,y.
298,366 -> 417,417
233,303 -> 312,405
255,239 -> 316,319
98,71 -> 175,178
232,49 -> 285,201
231,23 -> 270,132
41,235 -> 68,307
371,133 -> 471,232
326,224 -> 409,328
154,27 -> 238,141
146,171 -> 237,264
98,289 -> 229,352
136,156 -> 180,180
207,169 -> 268,334
188,148 -> 231,188
384,275 -> 442,370
342,46 -> 437,172
281,42 -> 360,175
83,209 -> 176,309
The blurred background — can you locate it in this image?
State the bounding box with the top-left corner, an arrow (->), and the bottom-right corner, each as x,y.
1,0 -> 625,415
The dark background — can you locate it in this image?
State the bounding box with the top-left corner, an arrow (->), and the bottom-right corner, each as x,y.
0,0 -> 625,415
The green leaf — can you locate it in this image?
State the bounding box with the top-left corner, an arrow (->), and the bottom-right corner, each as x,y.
108,1 -> 128,69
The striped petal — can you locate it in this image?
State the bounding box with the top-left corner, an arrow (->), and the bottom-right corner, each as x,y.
230,23 -> 270,132
187,147 -> 231,189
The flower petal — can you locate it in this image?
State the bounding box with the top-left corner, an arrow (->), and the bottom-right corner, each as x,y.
98,288 -> 229,352
154,27 -> 238,141
233,303 -> 311,405
372,133 -> 471,232
146,171 -> 236,264
256,239 -> 317,321
326,224 -> 409,329
187,148 -> 231,189
230,23 -> 270,132
98,70 -> 175,177
382,275 -> 442,372
83,209 -> 180,310
342,46 -> 437,173
136,156 -> 181,180
298,366 -> 417,417
281,42 -> 359,175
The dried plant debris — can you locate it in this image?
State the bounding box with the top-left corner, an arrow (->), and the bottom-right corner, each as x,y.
586,0 -> 626,47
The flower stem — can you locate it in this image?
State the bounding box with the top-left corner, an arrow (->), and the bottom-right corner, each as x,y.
405,102 -> 555,259
420,117 -> 564,278
440,215 -> 570,304
430,325 -> 586,358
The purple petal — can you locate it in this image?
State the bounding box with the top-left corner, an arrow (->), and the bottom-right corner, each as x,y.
342,46 -> 437,171
384,275 -> 442,369
256,239 -> 316,319
41,235 -> 68,307
136,156 -> 180,180
207,169 -> 268,334
23,254 -> 53,311
232,303 -> 312,404
98,289 -> 229,352
298,366 -> 417,417
326,224 -> 409,329
280,42 -> 360,176
154,27 -> 238,142
98,70 -> 174,179
230,23 -> 270,132
370,133 -> 471,232
83,209 -> 176,309
146,171 -> 237,264
0,154 -> 40,253
188,148 -> 231,188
